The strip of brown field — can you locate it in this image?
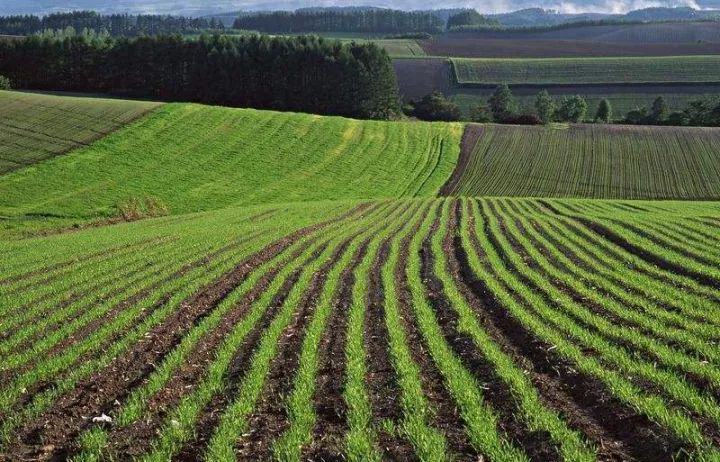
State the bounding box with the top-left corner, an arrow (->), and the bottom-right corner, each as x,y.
419,38 -> 720,58
462,199 -> 682,461
439,125 -> 482,197
3,204 -> 374,460
427,201 -> 560,461
232,238 -> 355,461
365,239 -> 416,460
395,202 -> 478,461
489,201 -> 720,404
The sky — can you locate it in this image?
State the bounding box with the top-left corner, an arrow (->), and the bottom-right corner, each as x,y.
0,0 -> 710,16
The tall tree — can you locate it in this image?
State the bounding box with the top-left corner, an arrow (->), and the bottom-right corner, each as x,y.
488,84 -> 517,121
595,98 -> 612,123
650,96 -> 669,124
534,90 -> 555,124
557,95 -> 587,123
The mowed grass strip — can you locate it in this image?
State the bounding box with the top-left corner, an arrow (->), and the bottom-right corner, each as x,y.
452,56 -> 720,86
446,124 -> 720,200
0,97 -> 461,219
0,91 -> 159,174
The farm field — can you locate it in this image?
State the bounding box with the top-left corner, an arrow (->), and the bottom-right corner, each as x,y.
0,91 -> 160,174
443,124 -> 720,199
420,37 -> 720,58
451,56 -> 720,86
0,98 -> 461,221
342,38 -> 426,57
2,196 -> 720,461
456,21 -> 720,43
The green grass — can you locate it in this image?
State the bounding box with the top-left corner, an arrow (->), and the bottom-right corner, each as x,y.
0,100 -> 460,222
451,56 -> 720,86
0,91 -> 159,174
445,123 -> 720,199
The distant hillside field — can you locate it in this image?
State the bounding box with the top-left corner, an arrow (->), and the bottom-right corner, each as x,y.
452,56 -> 720,86
0,91 -> 160,174
455,21 -> 720,43
420,38 -> 720,58
0,99 -> 461,219
444,124 -> 720,199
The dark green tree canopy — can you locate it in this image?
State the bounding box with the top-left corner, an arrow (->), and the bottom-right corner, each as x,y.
534,90 -> 556,124
446,10 -> 499,29
596,98 -> 612,123
407,91 -> 460,121
488,84 -> 517,120
556,95 -> 588,123
0,34 -> 400,119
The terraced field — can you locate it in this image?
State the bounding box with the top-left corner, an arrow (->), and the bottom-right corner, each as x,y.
451,56 -> 720,86
0,102 -> 461,220
443,124 -> 720,199
2,196 -> 720,461
0,91 -> 160,174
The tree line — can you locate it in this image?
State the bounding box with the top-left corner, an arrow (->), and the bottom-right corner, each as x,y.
233,9 -> 445,34
407,87 -> 720,127
0,33 -> 400,119
0,11 -> 224,37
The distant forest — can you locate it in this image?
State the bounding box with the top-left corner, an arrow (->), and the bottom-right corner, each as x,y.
0,34 -> 399,119
0,11 -> 225,37
233,9 -> 445,34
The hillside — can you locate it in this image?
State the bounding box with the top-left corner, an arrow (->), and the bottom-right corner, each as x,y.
452,56 -> 720,86
0,91 -> 159,174
0,97 -> 461,220
443,123 -> 720,199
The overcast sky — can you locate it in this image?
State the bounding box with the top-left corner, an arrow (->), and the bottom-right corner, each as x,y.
0,0 -> 709,16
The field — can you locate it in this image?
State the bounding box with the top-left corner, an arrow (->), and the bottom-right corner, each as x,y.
0,102 -> 461,221
341,38 -> 426,57
455,21 -> 720,43
443,124 -> 720,199
2,90 -> 720,461
451,56 -> 720,86
0,91 -> 159,174
2,195 -> 720,461
420,38 -> 720,58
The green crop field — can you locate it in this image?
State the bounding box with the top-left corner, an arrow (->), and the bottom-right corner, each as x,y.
444,123 -> 720,199
338,38 -> 426,57
451,56 -> 720,85
0,91 -> 160,174
0,101 -> 461,222
2,91 -> 720,461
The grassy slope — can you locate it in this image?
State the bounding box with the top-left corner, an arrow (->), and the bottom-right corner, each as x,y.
451,56 -> 720,85
0,91 -> 160,174
0,100 -> 461,220
446,123 -> 720,199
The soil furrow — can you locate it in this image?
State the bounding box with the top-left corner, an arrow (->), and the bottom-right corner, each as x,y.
365,240 -> 417,460
396,202 -> 476,461
460,200 -> 681,462
439,124 -> 483,196
232,238 -> 354,461
301,240 -> 371,461
426,201 -> 559,461
3,206 -> 370,461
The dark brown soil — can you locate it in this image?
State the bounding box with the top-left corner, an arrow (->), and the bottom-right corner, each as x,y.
232,238 -> 354,461
365,239 -> 417,461
394,202 -> 477,461
2,204 -> 373,461
458,199 -> 683,462
439,125 -> 483,197
300,240 -> 371,461
423,201 -> 560,461
105,239 -> 320,459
